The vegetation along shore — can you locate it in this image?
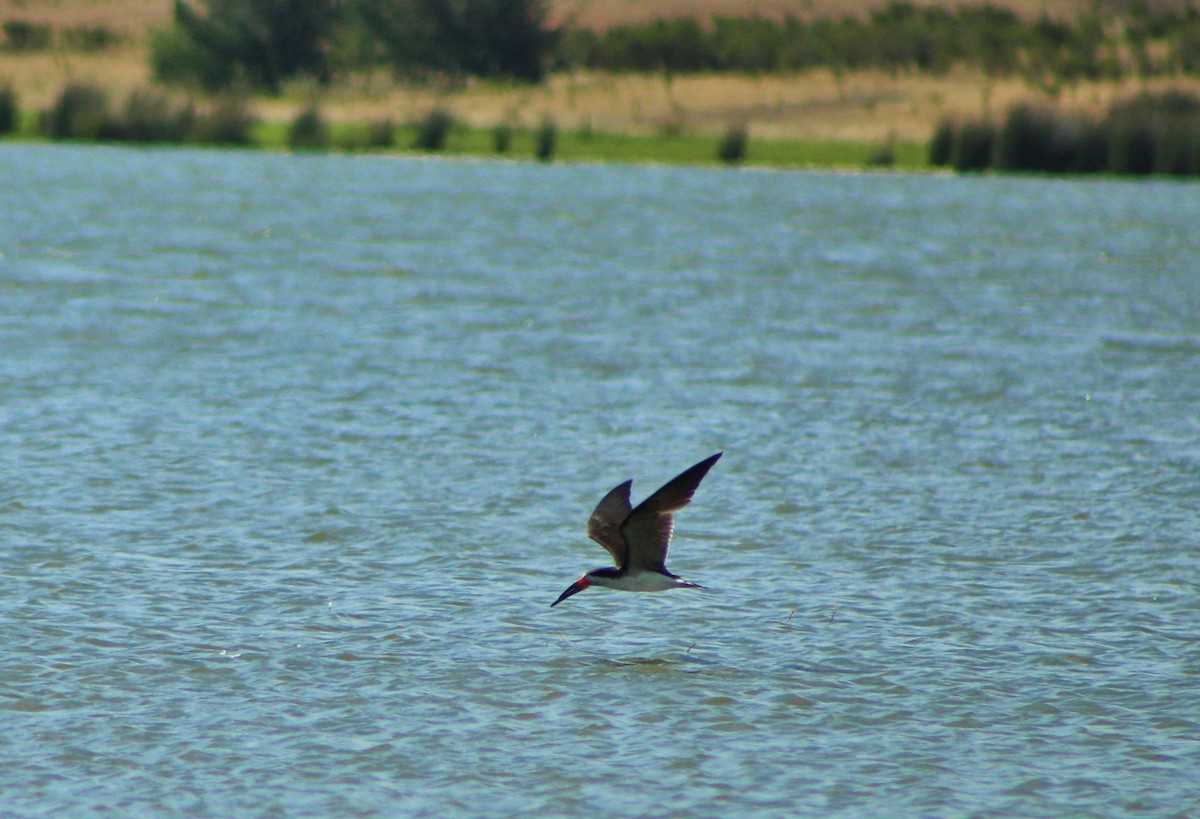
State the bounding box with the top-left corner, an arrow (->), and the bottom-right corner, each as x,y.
1,0 -> 1199,175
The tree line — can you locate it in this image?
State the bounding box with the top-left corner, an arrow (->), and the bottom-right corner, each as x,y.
150,1 -> 1200,93
558,3 -> 1200,82
1,19 -> 118,51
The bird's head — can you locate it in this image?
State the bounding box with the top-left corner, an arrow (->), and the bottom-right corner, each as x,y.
550,567 -> 620,607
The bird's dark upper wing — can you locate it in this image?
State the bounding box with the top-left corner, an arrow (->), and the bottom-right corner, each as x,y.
619,452 -> 721,573
587,479 -> 633,568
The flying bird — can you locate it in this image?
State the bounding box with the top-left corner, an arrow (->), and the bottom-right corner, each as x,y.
551,452 -> 722,607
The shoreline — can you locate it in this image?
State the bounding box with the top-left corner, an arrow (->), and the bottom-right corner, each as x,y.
1,113 -> 927,172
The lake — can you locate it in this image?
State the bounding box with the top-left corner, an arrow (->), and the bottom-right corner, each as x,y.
2,143 -> 1198,816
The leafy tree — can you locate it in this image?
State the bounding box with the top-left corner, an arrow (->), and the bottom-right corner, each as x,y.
153,0 -> 338,93
724,17 -> 789,71
354,0 -> 554,81
960,5 -> 1021,76
449,0 -> 555,81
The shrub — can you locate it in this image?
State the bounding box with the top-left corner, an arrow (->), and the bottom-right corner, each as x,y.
950,119 -> 994,171
43,84 -> 110,140
929,118 -> 955,166
535,118 -> 556,161
1070,117 -> 1109,173
994,104 -> 1045,170
3,20 -> 52,51
492,122 -> 513,153
1146,88 -> 1200,118
110,89 -> 191,142
1158,116 -> 1200,176
62,25 -> 119,52
866,139 -> 896,167
0,84 -> 16,135
994,104 -> 1081,172
1105,117 -> 1156,175
1153,120 -> 1200,175
364,118 -> 394,149
413,108 -> 453,151
717,122 -> 748,163
1111,90 -> 1200,176
187,97 -> 256,145
288,104 -> 330,150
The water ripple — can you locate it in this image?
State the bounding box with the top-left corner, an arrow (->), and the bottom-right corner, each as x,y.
1,145 -> 1198,816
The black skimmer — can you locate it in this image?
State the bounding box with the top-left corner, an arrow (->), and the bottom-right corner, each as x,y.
550,452 -> 722,607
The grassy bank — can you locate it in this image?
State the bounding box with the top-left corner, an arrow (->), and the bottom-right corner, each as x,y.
8,76 -> 1200,176
0,87 -> 923,171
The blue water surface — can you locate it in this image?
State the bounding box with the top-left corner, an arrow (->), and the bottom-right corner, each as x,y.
2,143 -> 1198,816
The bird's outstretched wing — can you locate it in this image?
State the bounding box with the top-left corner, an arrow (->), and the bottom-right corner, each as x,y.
587,479 -> 632,568
620,452 -> 722,573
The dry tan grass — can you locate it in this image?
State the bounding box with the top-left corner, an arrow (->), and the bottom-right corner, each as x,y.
0,46 -> 153,111
296,69 -> 1200,143
0,0 -> 170,39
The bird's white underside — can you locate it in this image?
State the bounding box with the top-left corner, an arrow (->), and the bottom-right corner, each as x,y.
588,571 -> 701,592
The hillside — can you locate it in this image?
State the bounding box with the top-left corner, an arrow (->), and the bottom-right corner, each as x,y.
2,0 -> 1197,147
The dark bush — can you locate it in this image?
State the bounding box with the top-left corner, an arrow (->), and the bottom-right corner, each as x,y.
1153,119 -> 1200,175
717,123 -> 748,164
413,108 -> 453,151
492,122 -> 513,154
288,104 -> 330,151
107,89 -> 191,142
43,84 -> 110,140
994,104 -> 1048,170
535,118 -> 557,162
0,84 -> 17,135
62,25 -> 119,52
364,118 -> 394,149
3,20 -> 52,51
866,139 -> 896,167
1148,88 -> 1200,117
994,104 -> 1079,172
186,97 -> 257,145
1071,117 -> 1109,173
1106,117 -> 1157,175
950,119 -> 994,171
929,118 -> 955,166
